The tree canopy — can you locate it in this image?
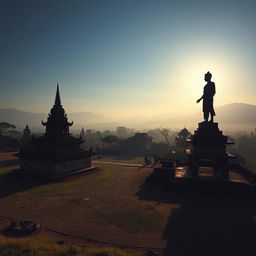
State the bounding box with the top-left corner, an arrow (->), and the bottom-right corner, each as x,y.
0,122 -> 16,133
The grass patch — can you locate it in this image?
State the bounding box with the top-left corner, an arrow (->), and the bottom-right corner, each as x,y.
6,167 -> 116,201
145,204 -> 156,210
32,167 -> 115,197
70,198 -> 83,205
0,235 -> 137,256
106,208 -> 162,234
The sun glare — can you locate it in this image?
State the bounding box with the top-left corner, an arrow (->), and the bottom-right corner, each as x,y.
172,53 -> 238,108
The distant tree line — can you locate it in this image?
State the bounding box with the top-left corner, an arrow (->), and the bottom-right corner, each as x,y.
2,120 -> 256,172
231,130 -> 256,172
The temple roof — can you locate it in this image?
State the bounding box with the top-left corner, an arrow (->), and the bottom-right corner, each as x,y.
23,124 -> 31,135
42,84 -> 73,136
54,83 -> 61,106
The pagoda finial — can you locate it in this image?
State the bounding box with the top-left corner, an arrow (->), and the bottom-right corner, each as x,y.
54,83 -> 61,106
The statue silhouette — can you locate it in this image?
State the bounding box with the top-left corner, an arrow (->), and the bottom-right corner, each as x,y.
197,71 -> 216,122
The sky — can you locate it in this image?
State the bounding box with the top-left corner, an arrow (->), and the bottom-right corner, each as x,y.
0,0 -> 255,120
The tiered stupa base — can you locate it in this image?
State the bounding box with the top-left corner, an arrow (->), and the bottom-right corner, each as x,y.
187,122 -> 229,180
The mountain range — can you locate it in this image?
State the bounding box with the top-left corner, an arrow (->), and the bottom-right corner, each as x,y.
140,103 -> 256,131
0,108 -> 106,131
0,103 -> 255,132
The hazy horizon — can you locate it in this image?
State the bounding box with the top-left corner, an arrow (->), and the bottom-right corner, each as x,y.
0,102 -> 255,133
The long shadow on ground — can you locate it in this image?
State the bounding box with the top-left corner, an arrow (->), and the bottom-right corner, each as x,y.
0,171 -> 46,198
136,180 -> 256,256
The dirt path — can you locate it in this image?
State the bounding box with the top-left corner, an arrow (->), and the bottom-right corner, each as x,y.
0,214 -> 168,254
92,160 -> 145,168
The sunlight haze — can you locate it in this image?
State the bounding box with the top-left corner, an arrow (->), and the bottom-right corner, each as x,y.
0,0 -> 255,122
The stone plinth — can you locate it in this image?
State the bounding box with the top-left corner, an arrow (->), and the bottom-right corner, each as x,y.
187,122 -> 229,179
148,160 -> 176,183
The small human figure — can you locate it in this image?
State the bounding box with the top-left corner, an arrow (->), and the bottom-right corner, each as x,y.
154,153 -> 158,165
144,154 -> 150,166
196,71 -> 216,122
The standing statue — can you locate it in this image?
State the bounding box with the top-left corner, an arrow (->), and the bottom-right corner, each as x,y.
196,71 -> 216,122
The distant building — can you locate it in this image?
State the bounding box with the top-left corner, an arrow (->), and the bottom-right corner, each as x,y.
21,125 -> 32,143
116,126 -> 129,139
19,85 -> 92,179
80,128 -> 86,141
79,127 -> 86,148
100,132 -> 153,155
19,124 -> 32,152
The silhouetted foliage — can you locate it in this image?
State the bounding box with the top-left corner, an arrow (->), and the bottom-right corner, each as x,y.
235,132 -> 256,171
0,122 -> 16,133
5,130 -> 22,139
116,126 -> 134,139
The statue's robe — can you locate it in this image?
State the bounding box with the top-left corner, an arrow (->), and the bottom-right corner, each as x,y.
203,81 -> 215,116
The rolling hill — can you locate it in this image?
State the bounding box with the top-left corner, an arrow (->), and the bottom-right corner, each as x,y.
0,103 -> 255,131
0,108 -> 105,131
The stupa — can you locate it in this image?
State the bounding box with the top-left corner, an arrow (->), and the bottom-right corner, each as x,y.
19,85 -> 92,179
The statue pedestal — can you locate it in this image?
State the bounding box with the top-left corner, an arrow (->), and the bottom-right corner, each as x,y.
187,122 -> 229,179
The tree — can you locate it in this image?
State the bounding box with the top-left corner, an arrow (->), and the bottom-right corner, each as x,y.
159,128 -> 173,148
102,130 -> 112,137
176,128 -> 191,148
6,130 -> 22,139
0,122 -> 16,134
175,128 -> 191,163
101,135 -> 119,148
148,129 -> 164,143
178,128 -> 190,139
